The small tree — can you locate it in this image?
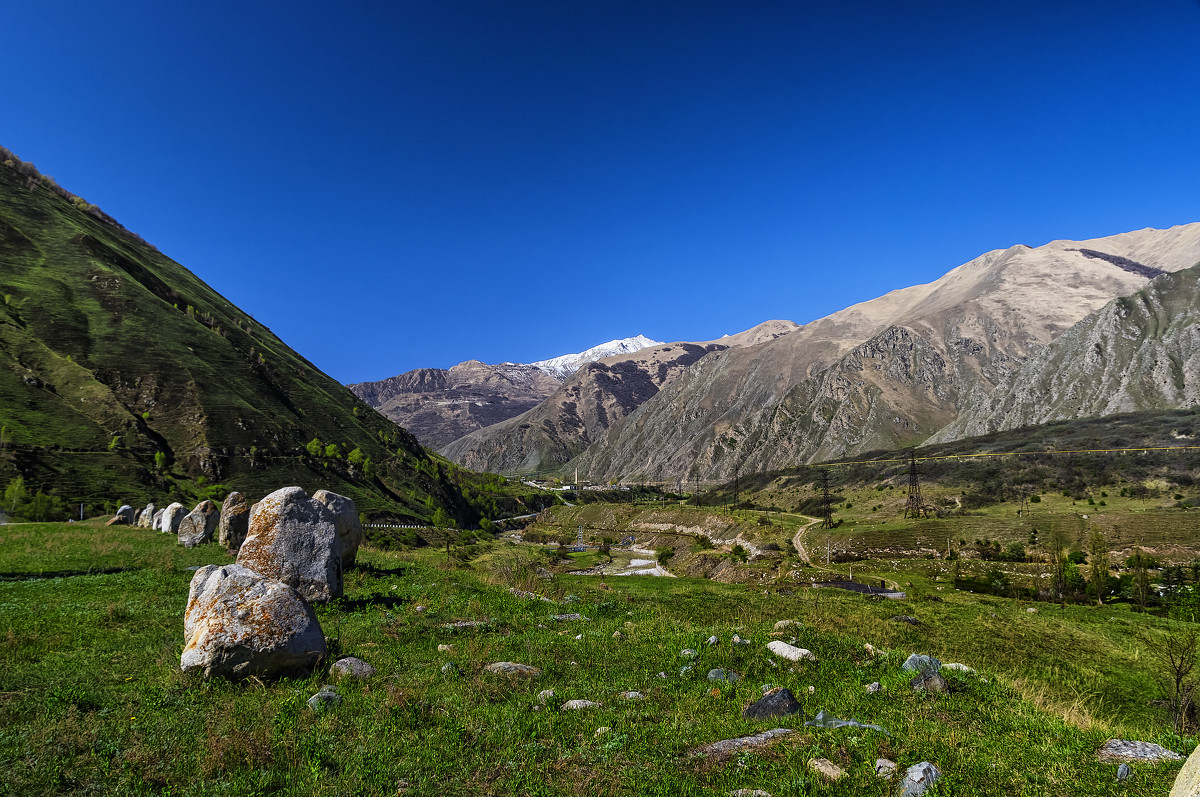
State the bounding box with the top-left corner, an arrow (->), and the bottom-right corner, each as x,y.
5,476 -> 26,512
306,437 -> 323,458
1088,525 -> 1109,606
1153,627 -> 1200,733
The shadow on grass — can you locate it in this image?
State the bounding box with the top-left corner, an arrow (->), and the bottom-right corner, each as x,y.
353,562 -> 409,578
329,593 -> 413,612
0,567 -> 139,581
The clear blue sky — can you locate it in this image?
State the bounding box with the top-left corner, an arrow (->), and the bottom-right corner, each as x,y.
4,1 -> 1199,382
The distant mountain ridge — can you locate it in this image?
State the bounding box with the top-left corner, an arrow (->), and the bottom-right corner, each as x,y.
529,335 -> 663,380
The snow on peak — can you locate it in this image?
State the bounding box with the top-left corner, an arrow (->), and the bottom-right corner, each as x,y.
530,334 -> 663,380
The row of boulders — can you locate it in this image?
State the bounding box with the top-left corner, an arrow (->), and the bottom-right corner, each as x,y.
180,486 -> 363,679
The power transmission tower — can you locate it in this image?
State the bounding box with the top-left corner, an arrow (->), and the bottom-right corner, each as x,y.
904,451 -> 923,519
820,469 -> 835,529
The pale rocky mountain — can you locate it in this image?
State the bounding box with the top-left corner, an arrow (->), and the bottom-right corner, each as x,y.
564,223 -> 1200,483
349,361 -> 562,449
930,263 -> 1200,442
530,334 -> 663,380
439,320 -> 803,473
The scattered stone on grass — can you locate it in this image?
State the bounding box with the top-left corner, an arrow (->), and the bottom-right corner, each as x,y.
866,681 -> 882,694
178,500 -> 219,548
942,662 -> 976,675
708,668 -> 742,683
899,761 -> 942,797
438,644 -> 454,653
875,758 -> 898,779
911,671 -> 948,693
612,631 -> 624,640
687,728 -> 794,759
552,613 -> 589,622
766,641 -> 816,662
594,726 -> 610,737
731,634 -> 750,646
510,588 -> 552,603
892,615 -> 921,626
809,758 -> 844,780
706,635 -> 719,645
743,687 -> 801,720
236,486 -> 344,602
218,491 -> 250,552
181,564 -> 326,679
773,620 -> 801,632
619,691 -> 645,701
728,790 -> 772,797
562,699 -> 602,710
864,642 -> 881,657
307,687 -> 341,711
681,648 -> 698,658
440,663 -> 458,675
1117,763 -> 1132,781
1096,739 -> 1184,763
330,656 -> 376,681
443,619 -> 491,630
902,654 -> 942,673
483,662 -> 541,678
804,710 -> 888,734
536,689 -> 555,704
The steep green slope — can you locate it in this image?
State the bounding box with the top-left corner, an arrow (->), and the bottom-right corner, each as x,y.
0,147 -> 468,520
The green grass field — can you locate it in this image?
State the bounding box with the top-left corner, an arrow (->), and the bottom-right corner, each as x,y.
0,520 -> 1194,795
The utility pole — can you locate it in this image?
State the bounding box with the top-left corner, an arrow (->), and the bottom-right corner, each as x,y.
904,451 -> 922,519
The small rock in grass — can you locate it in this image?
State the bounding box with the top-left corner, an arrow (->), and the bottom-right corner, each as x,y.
687,728 -> 794,759
899,762 -> 942,797
809,758 -> 844,781
706,635 -> 719,646
414,605 -> 427,613
594,726 -> 610,737
866,681 -> 882,694
743,687 -> 802,720
612,631 -> 624,640
1096,739 -> 1184,763
902,654 -> 942,673
729,790 -> 772,797
483,662 -> 541,679
657,672 -> 667,679
553,613 -> 589,622
766,641 -> 816,662
1117,763 -> 1132,781
681,648 -> 698,658
618,691 -> 644,701
891,615 -> 921,626
438,644 -> 454,653
942,662 -> 976,675
536,689 -> 555,704
330,656 -> 376,681
731,634 -> 750,646
680,665 -> 694,676
1026,607 -> 1037,613
307,688 -> 341,711
708,668 -> 742,683
875,758 -> 898,779
911,671 -> 948,693
574,634 -> 583,640
440,663 -> 458,675
562,699 -> 601,710
773,620 -> 800,632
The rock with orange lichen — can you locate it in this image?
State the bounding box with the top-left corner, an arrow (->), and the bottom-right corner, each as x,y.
218,491 -> 251,553
312,489 -> 363,568
181,564 -> 326,679
236,486 -> 343,602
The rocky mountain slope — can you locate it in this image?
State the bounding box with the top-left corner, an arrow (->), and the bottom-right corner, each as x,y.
931,263 -> 1200,441
438,321 -> 799,474
0,147 -> 474,520
350,335 -> 664,447
562,224 -> 1200,483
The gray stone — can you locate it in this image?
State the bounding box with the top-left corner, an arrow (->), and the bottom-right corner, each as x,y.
809,758 -> 843,781
114,505 -> 135,524
706,635 -> 719,645
483,661 -> 541,678
902,653 -> 942,673
312,489 -> 363,568
440,662 -> 458,675
773,619 -> 801,632
766,640 -> 816,662
552,613 -> 589,622
899,762 -> 942,797
1096,739 -> 1184,763
181,564 -> 326,679
562,699 -> 602,710
618,691 -> 644,700
708,668 -> 742,683
681,648 -> 698,658
236,486 -> 343,602
743,687 -> 801,720
160,502 -> 185,534
330,656 -> 376,681
136,503 -> 155,528
804,710 -> 888,734
536,689 -> 555,704
218,491 -> 250,552
307,689 -> 341,711
866,681 -> 882,693
875,758 -> 898,779
728,791 -> 772,797
911,671 -> 948,693
731,634 -> 750,646
687,728 -> 794,759
1117,763 -> 1132,781
178,500 -> 219,548
151,508 -> 164,530
942,662 -> 976,675
892,615 -> 922,626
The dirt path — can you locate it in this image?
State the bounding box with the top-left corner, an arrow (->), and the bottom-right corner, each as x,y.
788,514 -> 821,566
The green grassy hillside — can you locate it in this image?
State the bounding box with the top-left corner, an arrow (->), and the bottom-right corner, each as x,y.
0,146 -> 482,521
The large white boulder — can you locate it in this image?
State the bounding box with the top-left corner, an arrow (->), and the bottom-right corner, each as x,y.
178,500 -> 219,548
160,502 -> 185,534
313,489 -> 363,568
236,486 -> 343,602
218,491 -> 250,552
181,564 -> 326,679
136,503 -> 155,528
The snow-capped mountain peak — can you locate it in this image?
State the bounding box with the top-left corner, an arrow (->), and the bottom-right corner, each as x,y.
530,334 -> 663,380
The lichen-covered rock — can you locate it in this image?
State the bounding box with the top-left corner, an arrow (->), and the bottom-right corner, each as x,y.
1170,741 -> 1200,796
160,502 -> 186,534
312,489 -> 363,568
1097,739 -> 1184,763
236,486 -> 343,602
136,503 -> 155,528
330,656 -> 376,681
181,564 -> 326,679
899,762 -> 942,797
218,491 -> 251,552
178,500 -> 219,548
809,758 -> 844,781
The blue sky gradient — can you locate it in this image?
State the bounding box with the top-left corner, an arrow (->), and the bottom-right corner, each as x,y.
4,1 -> 1199,381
